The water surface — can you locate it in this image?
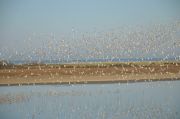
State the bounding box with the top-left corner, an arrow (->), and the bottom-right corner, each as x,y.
0,81 -> 180,119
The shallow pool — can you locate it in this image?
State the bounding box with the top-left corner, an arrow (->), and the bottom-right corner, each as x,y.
0,80 -> 180,119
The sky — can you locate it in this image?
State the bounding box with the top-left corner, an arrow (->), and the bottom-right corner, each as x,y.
0,0 -> 180,61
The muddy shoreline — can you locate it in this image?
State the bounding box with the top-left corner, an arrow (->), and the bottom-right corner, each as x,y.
0,61 -> 180,86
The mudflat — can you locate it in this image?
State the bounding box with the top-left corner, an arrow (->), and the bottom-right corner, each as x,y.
0,61 -> 180,85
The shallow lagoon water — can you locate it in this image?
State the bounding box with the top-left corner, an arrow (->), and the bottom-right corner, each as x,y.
0,81 -> 180,119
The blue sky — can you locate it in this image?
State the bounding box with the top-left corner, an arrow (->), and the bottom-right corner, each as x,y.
1,0 -> 180,32
0,0 -> 180,61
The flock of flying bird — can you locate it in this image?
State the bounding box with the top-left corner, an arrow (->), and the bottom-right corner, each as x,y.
0,20 -> 180,64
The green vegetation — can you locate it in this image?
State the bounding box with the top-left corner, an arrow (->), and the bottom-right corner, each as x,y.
1,61 -> 179,69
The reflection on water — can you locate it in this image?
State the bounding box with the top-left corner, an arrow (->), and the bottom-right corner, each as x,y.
0,81 -> 180,119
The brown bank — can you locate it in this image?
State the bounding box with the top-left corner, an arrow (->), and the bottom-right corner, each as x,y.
0,61 -> 180,86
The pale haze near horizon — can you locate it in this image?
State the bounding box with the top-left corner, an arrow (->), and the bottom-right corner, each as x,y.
0,0 -> 180,62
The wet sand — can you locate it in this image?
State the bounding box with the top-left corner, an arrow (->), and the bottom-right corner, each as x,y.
0,61 -> 180,86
